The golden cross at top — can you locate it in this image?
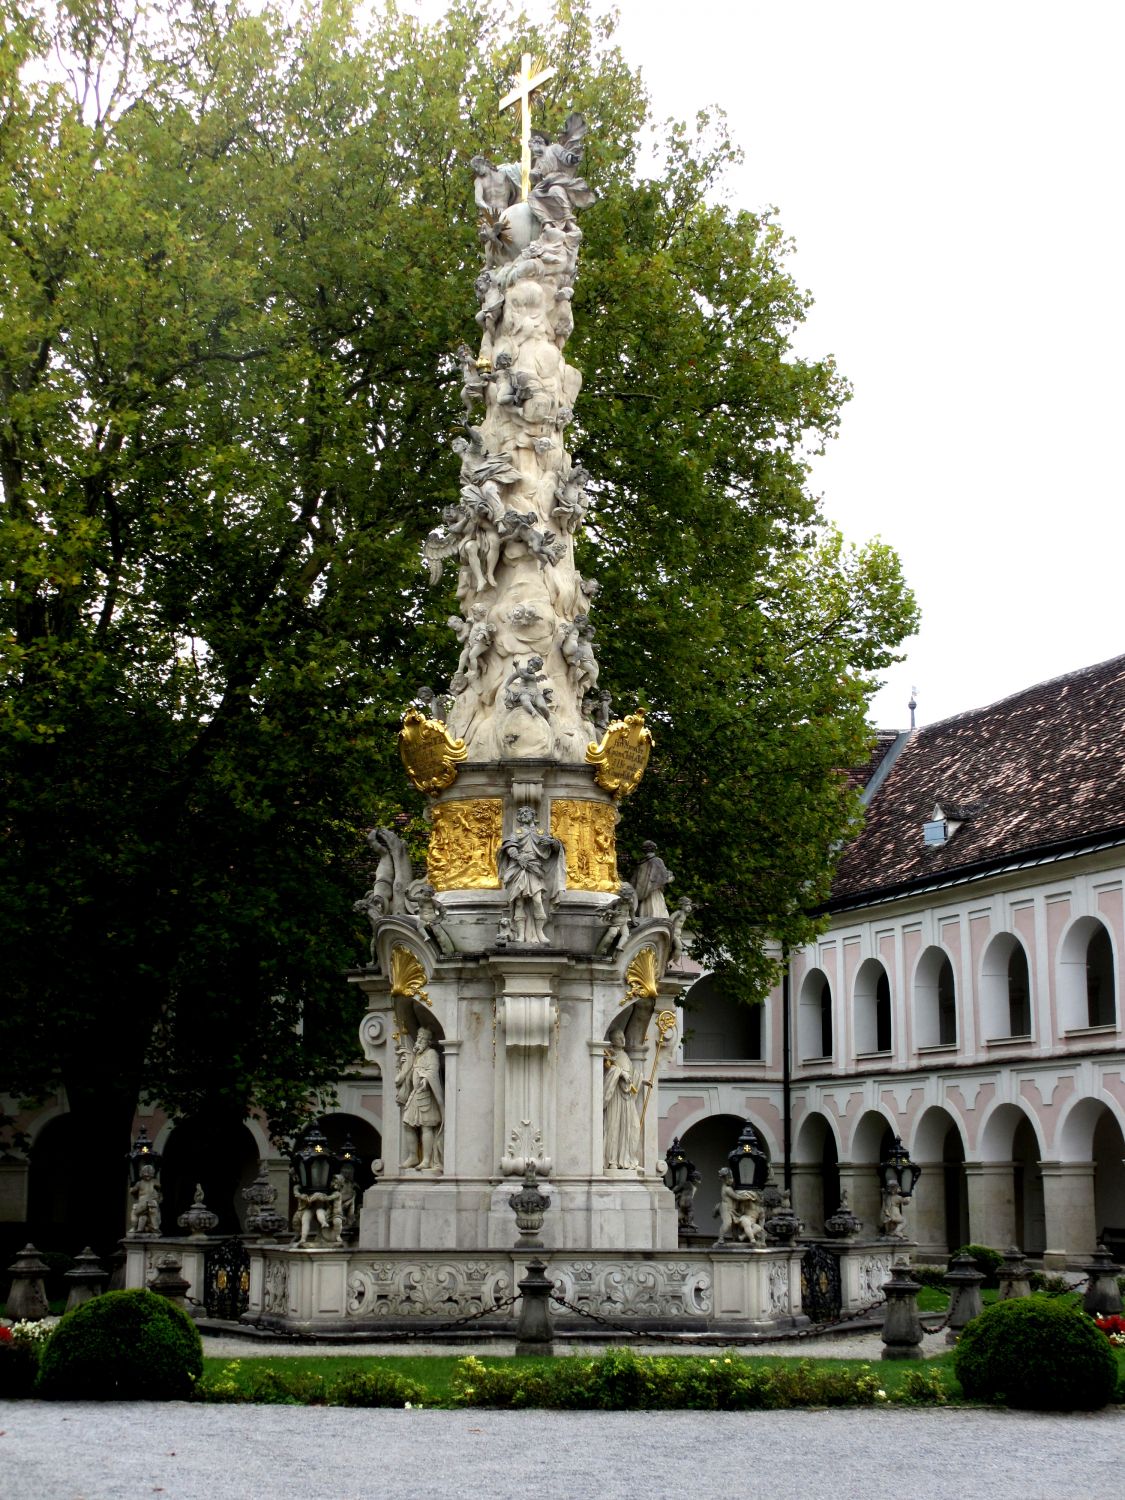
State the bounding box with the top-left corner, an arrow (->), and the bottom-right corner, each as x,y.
499,52 -> 556,201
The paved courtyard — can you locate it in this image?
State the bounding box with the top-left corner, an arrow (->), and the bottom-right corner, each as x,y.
2,1400 -> 1122,1500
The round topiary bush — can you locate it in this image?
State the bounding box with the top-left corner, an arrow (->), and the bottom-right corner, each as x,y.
36,1289 -> 203,1401
954,1295 -> 1117,1410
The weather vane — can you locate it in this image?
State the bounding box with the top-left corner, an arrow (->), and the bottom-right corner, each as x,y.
499,51 -> 556,201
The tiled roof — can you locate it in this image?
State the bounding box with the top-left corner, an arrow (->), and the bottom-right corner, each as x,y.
843,729 -> 901,792
829,654 -> 1125,906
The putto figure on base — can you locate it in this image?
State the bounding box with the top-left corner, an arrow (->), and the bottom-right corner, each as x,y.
128,1162 -> 161,1236
714,1167 -> 766,1247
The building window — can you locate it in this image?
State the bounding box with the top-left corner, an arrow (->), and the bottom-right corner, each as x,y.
875,972 -> 892,1052
1008,945 -> 1031,1037
819,980 -> 833,1057
937,958 -> 957,1045
798,969 -> 832,1062
1087,926 -> 1116,1027
854,958 -> 893,1055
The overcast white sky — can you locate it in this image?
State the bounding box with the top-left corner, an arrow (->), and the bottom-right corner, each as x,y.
423,0 -> 1125,728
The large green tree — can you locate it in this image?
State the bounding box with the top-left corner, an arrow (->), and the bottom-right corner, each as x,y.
0,0 -> 916,1237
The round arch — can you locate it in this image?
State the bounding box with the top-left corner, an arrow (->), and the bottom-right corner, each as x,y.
679,973 -> 763,1062
797,967 -> 833,1063
160,1117 -> 261,1236
677,1113 -> 770,1238
1058,916 -> 1117,1032
910,1105 -> 969,1255
980,932 -> 1033,1041
854,958 -> 892,1055
913,945 -> 957,1049
792,1110 -> 840,1235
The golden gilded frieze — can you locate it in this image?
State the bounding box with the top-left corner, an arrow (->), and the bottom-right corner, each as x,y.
549,798 -> 618,893
399,707 -> 467,794
427,798 -> 504,890
585,709 -> 653,799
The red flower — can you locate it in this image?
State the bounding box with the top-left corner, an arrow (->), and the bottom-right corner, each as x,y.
0,1327 -> 12,1343
1094,1314 -> 1125,1337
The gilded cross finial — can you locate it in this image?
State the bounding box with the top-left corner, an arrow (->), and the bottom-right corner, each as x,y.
498,51 -> 556,201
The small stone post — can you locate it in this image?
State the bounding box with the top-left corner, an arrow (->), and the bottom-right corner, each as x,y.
942,1251 -> 985,1343
996,1245 -> 1032,1301
880,1258 -> 923,1360
514,1257 -> 554,1357
147,1252 -> 191,1311
4,1244 -> 50,1322
1082,1244 -> 1123,1317
63,1247 -> 108,1312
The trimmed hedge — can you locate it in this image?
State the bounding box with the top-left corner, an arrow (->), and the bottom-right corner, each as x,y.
0,1337 -> 41,1398
36,1289 -> 203,1401
954,1296 -> 1116,1410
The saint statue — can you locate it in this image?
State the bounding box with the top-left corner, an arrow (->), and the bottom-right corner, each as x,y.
497,806 -> 566,944
602,1029 -> 642,1171
632,840 -> 674,919
400,1026 -> 445,1172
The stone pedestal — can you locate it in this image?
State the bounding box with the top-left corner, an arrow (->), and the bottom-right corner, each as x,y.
245,1243 -> 805,1336
355,777 -> 681,1256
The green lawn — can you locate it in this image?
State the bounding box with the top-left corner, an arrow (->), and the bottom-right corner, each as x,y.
199,1349 -> 964,1407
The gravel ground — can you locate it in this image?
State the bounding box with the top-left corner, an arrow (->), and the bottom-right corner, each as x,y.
2,1401 -> 1122,1500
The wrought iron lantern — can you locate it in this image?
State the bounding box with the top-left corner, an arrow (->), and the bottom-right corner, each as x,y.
877,1135 -> 921,1198
728,1120 -> 770,1191
662,1137 -> 692,1197
292,1123 -> 336,1195
126,1125 -> 162,1186
336,1134 -> 360,1184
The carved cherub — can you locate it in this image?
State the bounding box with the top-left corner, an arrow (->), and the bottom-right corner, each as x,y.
551,464 -> 589,534
559,613 -> 599,693
596,881 -> 639,955
454,341 -> 488,415
504,657 -> 553,721
668,897 -> 695,968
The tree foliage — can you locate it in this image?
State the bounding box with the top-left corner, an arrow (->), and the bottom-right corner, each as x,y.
0,0 -> 917,1193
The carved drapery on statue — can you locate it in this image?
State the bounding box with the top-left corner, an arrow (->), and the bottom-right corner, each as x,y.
497,807 -> 566,944
602,1028 -> 642,1171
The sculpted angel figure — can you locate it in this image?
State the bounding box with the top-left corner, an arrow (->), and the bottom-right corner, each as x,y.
603,1029 -> 642,1170
668,897 -> 695,968
504,657 -> 553,721
559,613 -> 599,694
497,806 -> 566,945
455,341 -> 488,415
551,463 -> 589,533
596,881 -> 639,955
452,429 -> 522,488
879,1183 -> 907,1240
450,602 -> 494,689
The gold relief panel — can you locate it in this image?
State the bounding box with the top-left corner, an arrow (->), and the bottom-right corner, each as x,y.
427,798 -> 503,891
549,799 -> 619,893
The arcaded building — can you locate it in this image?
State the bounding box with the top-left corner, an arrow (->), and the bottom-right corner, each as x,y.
660,655 -> 1125,1267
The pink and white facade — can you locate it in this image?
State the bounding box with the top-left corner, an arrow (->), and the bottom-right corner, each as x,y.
659,656 -> 1125,1267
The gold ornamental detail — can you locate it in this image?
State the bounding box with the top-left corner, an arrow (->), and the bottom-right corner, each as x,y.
624,945 -> 660,1002
585,709 -> 653,799
427,798 -> 504,891
549,799 -> 618,893
399,707 -> 467,795
389,946 -> 431,1007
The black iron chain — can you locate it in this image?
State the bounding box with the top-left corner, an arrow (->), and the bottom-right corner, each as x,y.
547,1289 -> 890,1347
